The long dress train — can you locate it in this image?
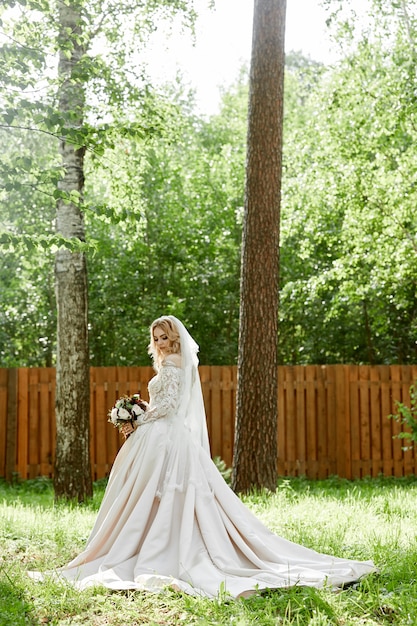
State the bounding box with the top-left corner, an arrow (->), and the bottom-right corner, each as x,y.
31,358 -> 376,598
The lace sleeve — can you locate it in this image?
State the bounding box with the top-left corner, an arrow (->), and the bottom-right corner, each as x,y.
138,363 -> 182,424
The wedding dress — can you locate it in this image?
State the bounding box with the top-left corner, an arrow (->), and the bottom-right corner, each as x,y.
30,317 -> 376,598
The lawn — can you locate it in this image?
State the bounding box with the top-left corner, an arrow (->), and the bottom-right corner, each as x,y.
1,475 -> 416,625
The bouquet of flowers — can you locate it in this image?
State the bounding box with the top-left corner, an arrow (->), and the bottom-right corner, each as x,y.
108,393 -> 147,431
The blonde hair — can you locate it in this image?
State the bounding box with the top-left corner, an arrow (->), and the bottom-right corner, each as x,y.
148,316 -> 181,367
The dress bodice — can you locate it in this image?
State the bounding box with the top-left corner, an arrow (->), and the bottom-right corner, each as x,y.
142,362 -> 183,423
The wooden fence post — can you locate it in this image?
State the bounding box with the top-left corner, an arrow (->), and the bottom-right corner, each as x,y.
335,365 -> 347,478
5,368 -> 18,482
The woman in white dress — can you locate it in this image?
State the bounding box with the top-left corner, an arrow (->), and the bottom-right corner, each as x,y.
33,315 -> 376,598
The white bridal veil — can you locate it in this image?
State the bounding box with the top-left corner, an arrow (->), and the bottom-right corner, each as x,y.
166,315 -> 211,454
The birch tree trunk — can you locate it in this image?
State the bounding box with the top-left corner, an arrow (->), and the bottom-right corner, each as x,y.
53,0 -> 92,501
232,0 -> 286,493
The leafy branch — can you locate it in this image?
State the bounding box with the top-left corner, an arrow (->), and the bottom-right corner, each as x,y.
0,229 -> 95,253
389,382 -> 417,450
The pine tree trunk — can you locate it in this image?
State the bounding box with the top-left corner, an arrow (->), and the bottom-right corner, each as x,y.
53,0 -> 92,501
232,0 -> 286,493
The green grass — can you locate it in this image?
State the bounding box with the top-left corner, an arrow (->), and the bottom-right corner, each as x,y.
1,475 -> 417,625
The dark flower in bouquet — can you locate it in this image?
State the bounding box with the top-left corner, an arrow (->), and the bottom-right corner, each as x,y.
108,393 -> 147,431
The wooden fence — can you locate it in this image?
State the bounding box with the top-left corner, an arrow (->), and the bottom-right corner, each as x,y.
1,365 -> 417,481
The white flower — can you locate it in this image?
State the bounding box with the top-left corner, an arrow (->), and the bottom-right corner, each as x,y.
131,404 -> 144,417
117,407 -> 131,421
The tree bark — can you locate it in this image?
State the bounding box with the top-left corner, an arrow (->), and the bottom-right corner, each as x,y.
53,0 -> 92,501
232,0 -> 286,493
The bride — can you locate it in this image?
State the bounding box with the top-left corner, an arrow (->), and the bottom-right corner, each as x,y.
32,315 -> 376,598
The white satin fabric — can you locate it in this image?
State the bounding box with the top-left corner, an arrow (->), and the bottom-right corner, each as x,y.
31,356 -> 376,598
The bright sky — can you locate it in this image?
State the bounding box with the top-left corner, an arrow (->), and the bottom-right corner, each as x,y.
146,0 -> 339,115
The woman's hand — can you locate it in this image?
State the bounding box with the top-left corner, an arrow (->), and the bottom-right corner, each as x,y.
121,422 -> 135,439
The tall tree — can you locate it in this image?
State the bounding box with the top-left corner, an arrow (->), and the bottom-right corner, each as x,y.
232,0 -> 286,492
0,0 -> 199,498
53,0 -> 92,501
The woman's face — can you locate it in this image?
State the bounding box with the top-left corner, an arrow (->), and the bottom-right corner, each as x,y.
153,326 -> 172,355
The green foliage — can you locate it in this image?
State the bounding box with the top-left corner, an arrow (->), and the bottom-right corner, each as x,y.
389,382 -> 417,449
212,456 -> 232,484
0,122 -> 59,366
278,1 -> 417,364
85,79 -> 247,365
2,0 -> 417,367
0,0 -> 206,367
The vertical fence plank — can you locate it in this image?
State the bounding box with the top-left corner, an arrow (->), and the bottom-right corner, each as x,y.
51,371 -> 56,471
400,365 -> 414,476
369,366 -> 382,477
221,367 -> 234,468
0,369 -> 8,478
28,369 -> 41,478
89,367 -> 97,479
138,366 -> 153,404
305,365 -> 318,478
412,366 -> 417,474
39,368 -> 53,476
17,368 -> 29,479
295,366 -> 306,476
5,369 -> 18,481
116,366 -> 129,400
102,366 -> 120,471
277,366 -> 285,475
335,365 -> 347,479
344,365 -> 352,479
359,366 -> 371,477
316,366 -> 327,479
285,367 -> 297,475
380,365 -> 393,476
93,367 -> 110,481
390,365 -> 404,477
230,366 -> 237,466
126,366 -> 143,398
326,366 -> 337,477
349,366 -> 361,478
210,367 -> 222,461
113,366 -> 132,463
